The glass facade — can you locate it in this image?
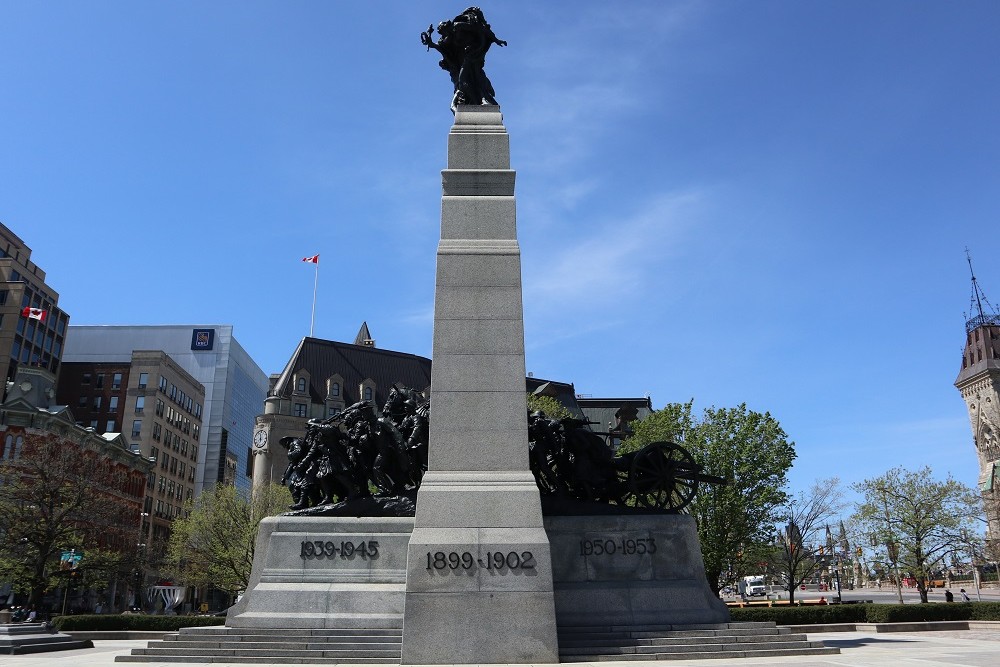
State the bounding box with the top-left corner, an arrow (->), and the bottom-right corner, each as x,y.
62,325 -> 268,496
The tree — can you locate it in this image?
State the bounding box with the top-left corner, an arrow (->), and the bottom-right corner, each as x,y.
621,401 -> 796,594
163,483 -> 291,596
525,393 -> 573,420
770,478 -> 845,603
0,432 -> 139,606
852,467 -> 982,603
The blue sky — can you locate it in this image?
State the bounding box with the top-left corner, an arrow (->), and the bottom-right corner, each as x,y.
3,1 -> 998,498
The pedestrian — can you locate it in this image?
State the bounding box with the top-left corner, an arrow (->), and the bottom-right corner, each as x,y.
960,588 -> 970,602
945,590 -> 954,602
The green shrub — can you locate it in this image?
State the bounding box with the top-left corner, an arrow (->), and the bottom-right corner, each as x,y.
967,602 -> 1000,621
52,614 -> 224,632
729,601 -> 1000,626
729,604 -> 868,625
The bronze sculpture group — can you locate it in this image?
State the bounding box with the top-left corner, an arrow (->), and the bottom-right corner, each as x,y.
280,386 -> 429,510
280,387 -> 724,513
421,7 -> 506,110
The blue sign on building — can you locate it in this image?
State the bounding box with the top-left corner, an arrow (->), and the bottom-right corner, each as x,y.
191,328 -> 215,351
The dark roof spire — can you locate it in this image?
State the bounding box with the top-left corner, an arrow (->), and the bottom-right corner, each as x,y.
964,248 -> 1000,334
354,321 -> 375,347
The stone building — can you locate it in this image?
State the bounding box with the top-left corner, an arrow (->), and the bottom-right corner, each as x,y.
954,260 -> 1000,559
0,366 -> 150,611
57,351 -> 205,546
0,222 -> 70,388
250,331 -> 432,490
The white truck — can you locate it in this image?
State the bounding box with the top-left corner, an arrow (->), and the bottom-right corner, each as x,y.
739,575 -> 767,598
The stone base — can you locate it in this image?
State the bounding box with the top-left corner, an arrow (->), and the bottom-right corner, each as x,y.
0,623 -> 94,654
401,525 -> 559,664
226,516 -> 413,629
546,514 -> 730,627
226,513 -> 727,646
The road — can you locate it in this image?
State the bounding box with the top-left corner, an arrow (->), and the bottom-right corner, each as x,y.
725,584 -> 1000,604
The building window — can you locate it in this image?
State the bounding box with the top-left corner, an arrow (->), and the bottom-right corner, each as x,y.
138,372 -> 148,388
296,377 -> 307,392
364,387 -> 373,401
331,382 -> 340,397
294,403 -> 307,417
107,420 -> 116,432
77,396 -> 87,407
159,375 -> 168,391
112,373 -> 122,390
109,396 -> 119,411
93,396 -> 102,410
153,423 -> 161,441
95,373 -> 104,389
132,420 -> 142,438
90,420 -> 98,429
135,396 -> 145,413
82,373 -> 91,384
2,435 -> 12,460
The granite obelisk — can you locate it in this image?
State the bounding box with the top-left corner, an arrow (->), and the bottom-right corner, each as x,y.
400,106 -> 559,664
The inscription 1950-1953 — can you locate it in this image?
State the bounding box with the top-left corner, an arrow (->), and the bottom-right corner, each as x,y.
300,539 -> 379,560
580,537 -> 656,557
425,550 -> 535,573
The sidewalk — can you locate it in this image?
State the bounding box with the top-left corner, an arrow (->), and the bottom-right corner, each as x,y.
2,628 -> 1000,667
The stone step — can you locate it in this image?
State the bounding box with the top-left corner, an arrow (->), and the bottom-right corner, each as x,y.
561,639 -> 824,656
559,632 -> 810,649
560,645 -> 841,662
130,646 -> 401,659
164,634 -> 400,644
116,656 -> 397,664
176,626 -> 402,637
158,640 -> 402,651
559,626 -> 788,640
558,621 -> 777,633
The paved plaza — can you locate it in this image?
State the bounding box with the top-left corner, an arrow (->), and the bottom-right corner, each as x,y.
1,628 -> 999,667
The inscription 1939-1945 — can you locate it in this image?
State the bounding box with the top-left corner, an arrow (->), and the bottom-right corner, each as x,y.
425,550 -> 535,572
580,537 -> 656,557
300,539 -> 380,560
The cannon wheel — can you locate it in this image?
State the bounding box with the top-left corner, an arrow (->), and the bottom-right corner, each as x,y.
628,441 -> 699,511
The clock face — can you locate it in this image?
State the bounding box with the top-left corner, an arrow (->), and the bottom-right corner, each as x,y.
19,381 -> 32,392
252,429 -> 268,449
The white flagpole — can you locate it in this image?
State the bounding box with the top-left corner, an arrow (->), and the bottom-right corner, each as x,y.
310,259 -> 318,337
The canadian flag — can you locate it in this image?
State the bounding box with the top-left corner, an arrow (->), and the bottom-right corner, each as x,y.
21,307 -> 47,322
302,254 -> 319,264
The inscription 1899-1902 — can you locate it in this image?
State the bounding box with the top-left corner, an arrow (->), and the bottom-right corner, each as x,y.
425,550 -> 535,572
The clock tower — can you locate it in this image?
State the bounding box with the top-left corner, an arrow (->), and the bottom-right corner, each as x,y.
955,253 -> 1000,561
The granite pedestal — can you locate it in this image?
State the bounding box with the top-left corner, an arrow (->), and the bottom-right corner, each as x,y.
400,106 -> 559,664
226,516 -> 413,629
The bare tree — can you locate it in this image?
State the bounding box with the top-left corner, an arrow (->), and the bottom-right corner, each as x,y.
770,478 -> 845,603
852,466 -> 982,603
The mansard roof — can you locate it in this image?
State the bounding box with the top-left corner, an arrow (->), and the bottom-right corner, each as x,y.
273,336 -> 432,407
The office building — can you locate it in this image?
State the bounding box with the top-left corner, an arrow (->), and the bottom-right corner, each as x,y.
63,325 -> 268,496
57,351 -> 205,545
0,222 -> 70,388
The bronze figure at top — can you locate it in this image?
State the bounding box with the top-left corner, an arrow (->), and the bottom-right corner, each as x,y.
421,6 -> 506,111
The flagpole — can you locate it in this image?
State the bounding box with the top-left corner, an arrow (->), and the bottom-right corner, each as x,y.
310,260 -> 318,337
309,262 -> 319,338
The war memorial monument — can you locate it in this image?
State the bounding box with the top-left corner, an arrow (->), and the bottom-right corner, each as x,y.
118,8 -> 836,664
